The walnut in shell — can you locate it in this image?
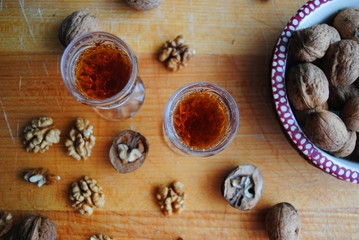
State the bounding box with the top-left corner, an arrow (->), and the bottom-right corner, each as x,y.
126,0 -> 162,11
323,40 -> 359,86
90,233 -> 113,240
59,9 -> 100,47
65,118 -> 96,161
332,130 -> 356,158
341,96 -> 359,132
305,110 -> 350,152
287,63 -> 329,111
334,8 -> 359,43
16,216 -> 56,240
290,23 -> 340,62
266,202 -> 301,240
109,130 -> 148,173
0,211 -> 13,237
222,165 -> 263,211
22,117 -> 61,153
70,176 -> 105,216
328,84 -> 359,110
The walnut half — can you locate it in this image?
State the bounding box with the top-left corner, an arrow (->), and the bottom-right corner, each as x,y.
69,176 -> 105,216
65,118 -> 96,161
22,117 -> 61,153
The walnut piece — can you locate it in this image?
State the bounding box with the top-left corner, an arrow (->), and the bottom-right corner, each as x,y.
16,215 -> 56,240
334,8 -> 359,44
90,233 -> 113,240
109,130 -> 149,173
290,23 -> 340,62
156,181 -> 185,216
70,176 -> 105,216
222,165 -> 263,211
126,0 -> 162,11
65,118 -> 96,161
0,211 -> 12,237
158,35 -> 196,71
23,168 -> 60,187
22,117 -> 61,153
59,9 -> 100,47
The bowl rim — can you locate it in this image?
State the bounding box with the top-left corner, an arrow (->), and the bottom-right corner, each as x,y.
271,0 -> 359,184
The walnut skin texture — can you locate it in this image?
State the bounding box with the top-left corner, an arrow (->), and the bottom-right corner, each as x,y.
59,9 -> 100,46
222,165 -> 263,211
305,110 -> 349,152
341,96 -> 359,132
323,40 -> 359,86
290,24 -> 340,62
126,0 -> 162,11
287,63 -> 329,111
16,216 -> 56,240
334,8 -> 359,44
332,130 -> 356,158
266,202 -> 301,240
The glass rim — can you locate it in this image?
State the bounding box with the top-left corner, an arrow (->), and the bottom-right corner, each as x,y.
60,31 -> 138,108
163,82 -> 240,157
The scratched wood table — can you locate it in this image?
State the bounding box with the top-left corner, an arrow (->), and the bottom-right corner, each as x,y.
1,0 -> 359,239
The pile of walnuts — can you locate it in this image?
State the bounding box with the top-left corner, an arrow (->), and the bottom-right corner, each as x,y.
287,8 -> 359,158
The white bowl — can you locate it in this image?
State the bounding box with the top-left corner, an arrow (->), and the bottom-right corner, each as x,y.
271,0 -> 359,183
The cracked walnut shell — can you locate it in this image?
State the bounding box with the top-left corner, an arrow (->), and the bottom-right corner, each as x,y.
59,9 -> 100,47
158,35 -> 195,71
65,118 -> 96,160
22,117 -> 61,153
90,233 -> 113,240
70,176 -> 105,216
0,211 -> 12,237
16,215 -> 56,240
156,181 -> 185,216
23,168 -> 60,187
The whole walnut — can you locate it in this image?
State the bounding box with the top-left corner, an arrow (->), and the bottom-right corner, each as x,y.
287,63 -> 329,111
332,130 -> 356,158
333,8 -> 359,43
328,84 -> 359,110
266,202 -> 301,240
341,96 -> 359,132
16,216 -> 56,240
323,40 -> 359,86
126,0 -> 163,11
293,103 -> 328,126
290,24 -> 340,62
305,110 -> 350,152
59,10 -> 100,47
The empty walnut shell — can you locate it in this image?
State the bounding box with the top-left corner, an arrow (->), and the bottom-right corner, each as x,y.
59,9 -> 100,47
287,63 -> 329,111
221,164 -> 263,211
16,216 -> 56,240
341,96 -> 359,132
109,130 -> 149,173
305,110 -> 349,152
126,0 -> 163,11
323,40 -> 359,86
334,8 -> 359,44
266,202 -> 301,240
290,23 -> 340,62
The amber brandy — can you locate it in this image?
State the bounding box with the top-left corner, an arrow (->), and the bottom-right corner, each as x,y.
75,43 -> 132,100
173,91 -> 229,150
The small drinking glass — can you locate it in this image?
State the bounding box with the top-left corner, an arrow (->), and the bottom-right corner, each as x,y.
163,82 -> 240,157
61,32 -> 145,121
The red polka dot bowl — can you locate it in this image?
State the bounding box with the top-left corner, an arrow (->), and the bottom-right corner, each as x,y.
271,0 -> 359,183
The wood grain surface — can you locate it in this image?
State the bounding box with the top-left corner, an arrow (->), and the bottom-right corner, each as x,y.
1,0 -> 359,239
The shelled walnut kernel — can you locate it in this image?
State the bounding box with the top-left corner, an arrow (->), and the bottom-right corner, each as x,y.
65,118 -> 96,160
0,211 -> 12,237
23,168 -> 60,187
156,181 -> 185,216
22,117 -> 61,153
158,35 -> 195,71
90,233 -> 113,240
69,176 -> 105,216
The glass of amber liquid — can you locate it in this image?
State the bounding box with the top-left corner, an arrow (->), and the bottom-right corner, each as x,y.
163,82 -> 239,157
61,32 -> 145,121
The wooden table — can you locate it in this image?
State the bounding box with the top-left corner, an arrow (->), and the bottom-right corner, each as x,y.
1,0 -> 358,239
